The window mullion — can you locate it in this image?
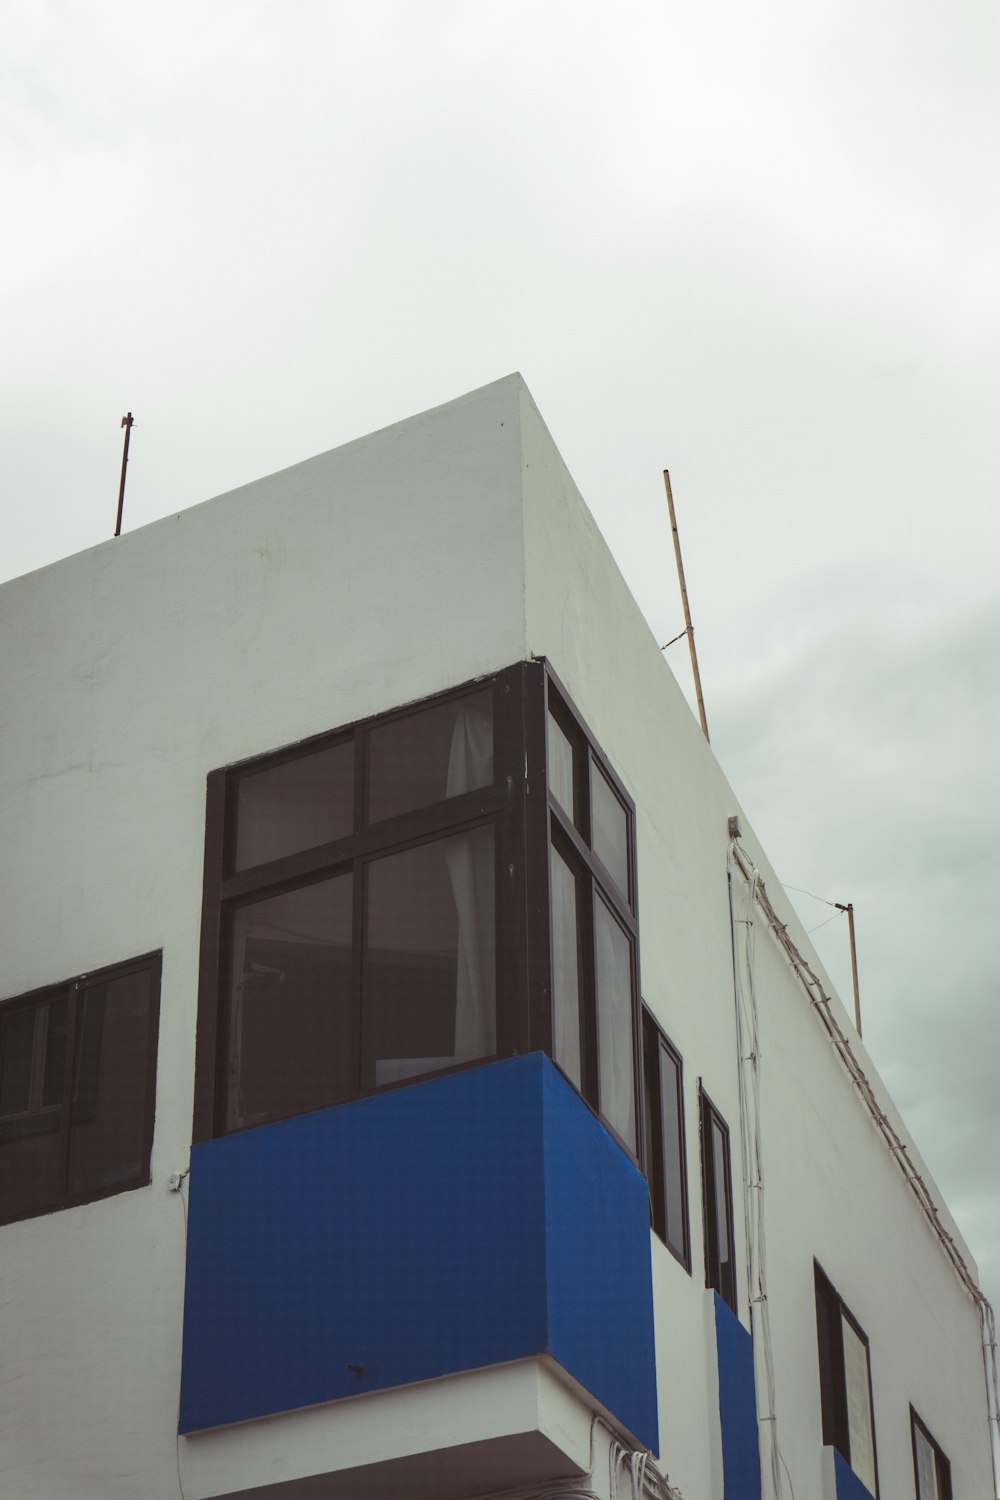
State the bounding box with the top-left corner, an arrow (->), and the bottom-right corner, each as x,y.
352,852 -> 367,1097
57,986 -> 79,1201
580,877 -> 599,1113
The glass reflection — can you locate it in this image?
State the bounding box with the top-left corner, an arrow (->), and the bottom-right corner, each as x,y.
595,897 -> 635,1149
368,690 -> 492,824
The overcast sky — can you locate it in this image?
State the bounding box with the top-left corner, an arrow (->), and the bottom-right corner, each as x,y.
4,2 -> 998,1318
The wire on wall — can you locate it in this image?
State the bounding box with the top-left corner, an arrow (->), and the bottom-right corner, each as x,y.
727,847 -> 793,1500
729,833 -> 1000,1500
491,1416 -> 684,1500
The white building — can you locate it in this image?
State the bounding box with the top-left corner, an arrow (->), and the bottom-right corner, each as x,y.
1,375 -> 995,1500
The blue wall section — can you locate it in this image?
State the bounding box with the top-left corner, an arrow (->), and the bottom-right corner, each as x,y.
542,1063 -> 658,1451
714,1293 -> 762,1500
180,1052 -> 657,1449
832,1449 -> 876,1500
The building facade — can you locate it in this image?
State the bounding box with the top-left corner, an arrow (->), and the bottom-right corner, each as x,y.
1,375 -> 995,1500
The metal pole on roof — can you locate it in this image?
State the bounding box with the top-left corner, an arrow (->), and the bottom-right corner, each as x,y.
836,901 -> 863,1036
114,412 -> 134,538
662,469 -> 710,742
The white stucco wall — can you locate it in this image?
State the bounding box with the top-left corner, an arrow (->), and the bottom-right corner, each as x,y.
0,373 -> 991,1499
0,377 -> 528,1500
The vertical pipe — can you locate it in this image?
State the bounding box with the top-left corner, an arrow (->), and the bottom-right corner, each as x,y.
115,412 -> 134,538
663,469 -> 710,742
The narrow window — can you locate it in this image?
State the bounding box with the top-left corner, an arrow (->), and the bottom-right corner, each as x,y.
594,898 -> 636,1149
547,707 -> 578,826
700,1089 -> 736,1312
545,675 -> 639,1157
910,1409 -> 952,1500
642,1012 -> 690,1269
0,954 -> 161,1226
550,843 -> 584,1092
815,1263 -> 879,1496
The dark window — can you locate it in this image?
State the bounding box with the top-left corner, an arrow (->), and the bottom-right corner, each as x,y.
195,661 -> 643,1156
545,676 -> 639,1156
196,668 -> 529,1141
815,1263 -> 879,1496
642,1012 -> 690,1269
700,1088 -> 736,1312
0,953 -> 161,1226
910,1409 -> 951,1500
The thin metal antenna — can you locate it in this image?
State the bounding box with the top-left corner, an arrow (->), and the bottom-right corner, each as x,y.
835,902 -> 862,1035
115,412 -> 134,537
662,469 -> 710,742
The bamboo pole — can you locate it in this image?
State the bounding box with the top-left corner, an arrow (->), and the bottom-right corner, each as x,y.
836,901 -> 863,1035
663,469 -> 709,741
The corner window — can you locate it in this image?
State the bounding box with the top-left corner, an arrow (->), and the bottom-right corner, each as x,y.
0,953 -> 161,1226
642,1012 -> 690,1269
700,1088 -> 736,1311
546,677 -> 639,1155
815,1263 -> 879,1496
194,660 -> 643,1157
911,1409 -> 951,1500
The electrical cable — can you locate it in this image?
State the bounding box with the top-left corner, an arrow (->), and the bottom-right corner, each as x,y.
805,909 -> 846,936
780,883 -> 840,908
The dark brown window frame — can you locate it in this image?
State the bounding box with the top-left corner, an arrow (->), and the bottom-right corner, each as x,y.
910,1407 -> 952,1500
642,1010 -> 690,1270
194,664 -> 538,1143
814,1261 -> 880,1497
542,665 -> 641,1162
700,1086 -> 737,1312
193,659 -> 643,1162
0,951 -> 161,1227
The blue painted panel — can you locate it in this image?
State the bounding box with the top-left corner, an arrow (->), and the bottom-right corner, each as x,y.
180,1052 -> 657,1447
832,1449 -> 876,1500
714,1293 -> 762,1500
542,1062 -> 659,1452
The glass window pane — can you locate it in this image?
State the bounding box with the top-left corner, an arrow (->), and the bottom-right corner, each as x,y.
548,710 -> 576,824
234,740 -> 354,871
0,1007 -> 38,1116
550,846 -> 582,1090
712,1119 -> 731,1269
643,1028 -> 663,1233
594,898 -> 636,1149
0,1115 -> 66,1221
659,1043 -> 686,1257
67,970 -> 156,1197
0,1000 -> 68,1222
842,1316 -> 877,1494
915,1428 -> 938,1500
366,826 -> 495,1087
368,690 -> 493,824
592,762 -> 629,898
41,1003 -> 68,1106
227,876 -> 354,1129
